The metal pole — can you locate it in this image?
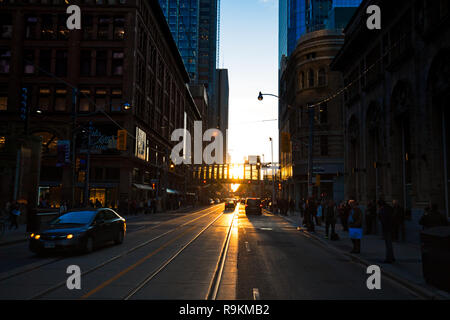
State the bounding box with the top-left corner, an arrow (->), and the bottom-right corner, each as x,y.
270,138 -> 276,211
442,113 -> 449,219
308,107 -> 314,198
84,122 -> 92,207
71,88 -> 78,208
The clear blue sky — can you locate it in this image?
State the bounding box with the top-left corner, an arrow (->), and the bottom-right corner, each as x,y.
220,0 -> 279,164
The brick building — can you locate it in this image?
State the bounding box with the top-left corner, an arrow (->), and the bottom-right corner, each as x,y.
0,0 -> 202,213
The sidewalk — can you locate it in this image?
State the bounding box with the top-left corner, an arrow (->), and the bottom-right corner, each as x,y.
278,210 -> 450,299
0,223 -> 29,246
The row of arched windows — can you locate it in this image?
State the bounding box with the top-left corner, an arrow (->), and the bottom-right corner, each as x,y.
298,68 -> 327,90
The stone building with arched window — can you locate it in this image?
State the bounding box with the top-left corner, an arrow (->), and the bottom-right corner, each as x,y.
331,0 -> 450,239
279,29 -> 345,205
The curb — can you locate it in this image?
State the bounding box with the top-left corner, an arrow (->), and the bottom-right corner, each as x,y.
277,214 -> 450,300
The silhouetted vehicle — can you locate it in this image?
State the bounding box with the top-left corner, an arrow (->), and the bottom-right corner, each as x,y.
225,201 -> 236,211
208,198 -> 215,205
214,199 -> 220,204
29,208 -> 126,255
245,198 -> 262,215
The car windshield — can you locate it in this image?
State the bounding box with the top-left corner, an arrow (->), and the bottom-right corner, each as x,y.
247,199 -> 261,206
49,211 -> 96,226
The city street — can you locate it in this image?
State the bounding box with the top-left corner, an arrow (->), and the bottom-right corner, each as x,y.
0,204 -> 419,300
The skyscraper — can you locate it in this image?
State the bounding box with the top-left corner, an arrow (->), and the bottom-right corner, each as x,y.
282,0 -> 362,56
158,0 -> 218,101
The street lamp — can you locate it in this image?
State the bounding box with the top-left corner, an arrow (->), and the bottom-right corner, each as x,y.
258,91 -> 315,199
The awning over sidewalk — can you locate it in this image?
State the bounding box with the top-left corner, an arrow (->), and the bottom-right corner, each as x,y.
133,183 -> 154,191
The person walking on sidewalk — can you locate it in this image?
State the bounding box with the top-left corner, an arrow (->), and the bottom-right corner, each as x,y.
348,200 -> 362,254
304,198 -> 316,232
9,201 -> 20,230
377,199 -> 395,263
392,200 -> 405,241
325,200 -> 338,239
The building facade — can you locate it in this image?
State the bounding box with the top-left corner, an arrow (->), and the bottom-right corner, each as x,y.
284,0 -> 362,56
280,30 -> 345,204
213,68 -> 228,163
158,0 -> 218,107
0,0 -> 201,213
331,0 -> 450,225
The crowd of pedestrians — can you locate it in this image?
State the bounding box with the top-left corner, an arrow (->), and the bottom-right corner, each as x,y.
276,196 -> 448,264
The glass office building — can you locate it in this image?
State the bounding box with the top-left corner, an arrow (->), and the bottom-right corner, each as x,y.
158,0 -> 218,101
158,0 -> 200,80
283,0 -> 362,56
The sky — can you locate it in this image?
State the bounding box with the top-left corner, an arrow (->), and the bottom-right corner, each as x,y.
220,0 -> 279,164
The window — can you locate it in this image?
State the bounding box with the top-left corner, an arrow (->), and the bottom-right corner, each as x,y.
82,15 -> 93,40
0,90 -> 7,111
39,50 -> 51,75
95,88 -> 107,111
112,51 -> 124,75
111,88 -> 122,111
308,69 -> 314,88
41,14 -> 55,40
38,88 -> 51,111
24,15 -> 37,39
80,50 -> 91,76
57,14 -> 69,40
24,50 -> 35,74
318,68 -> 326,86
320,136 -> 329,156
96,51 -> 107,76
55,50 -> 67,77
299,71 -> 305,89
54,88 -> 67,111
0,14 -> 12,39
319,104 -> 328,124
0,49 -> 11,74
79,88 -> 91,112
97,16 -> 110,40
113,17 -> 125,40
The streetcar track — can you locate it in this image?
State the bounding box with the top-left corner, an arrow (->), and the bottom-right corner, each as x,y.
0,205 -> 221,284
27,205 -> 224,300
123,209 -> 236,300
206,209 -> 237,300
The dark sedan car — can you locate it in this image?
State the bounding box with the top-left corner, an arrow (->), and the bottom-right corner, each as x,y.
29,208 -> 126,255
225,200 -> 236,211
245,198 -> 262,215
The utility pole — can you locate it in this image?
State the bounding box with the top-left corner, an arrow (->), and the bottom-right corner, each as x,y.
71,88 -> 78,208
270,137 -> 276,210
308,106 -> 314,198
84,121 -> 92,207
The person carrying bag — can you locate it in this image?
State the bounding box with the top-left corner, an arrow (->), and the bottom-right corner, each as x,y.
348,200 -> 362,253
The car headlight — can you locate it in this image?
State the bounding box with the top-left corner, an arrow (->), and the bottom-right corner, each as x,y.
66,234 -> 74,239
30,233 -> 35,238
34,234 -> 41,240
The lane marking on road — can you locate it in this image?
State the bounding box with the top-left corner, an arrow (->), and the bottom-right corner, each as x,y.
245,241 -> 251,253
253,288 -> 260,300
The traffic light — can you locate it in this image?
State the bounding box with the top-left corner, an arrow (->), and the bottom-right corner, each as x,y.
117,130 -> 127,151
278,183 -> 282,190
315,174 -> 321,187
20,87 -> 28,121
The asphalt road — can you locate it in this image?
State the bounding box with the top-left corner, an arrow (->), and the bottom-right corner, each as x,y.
0,204 -> 419,300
